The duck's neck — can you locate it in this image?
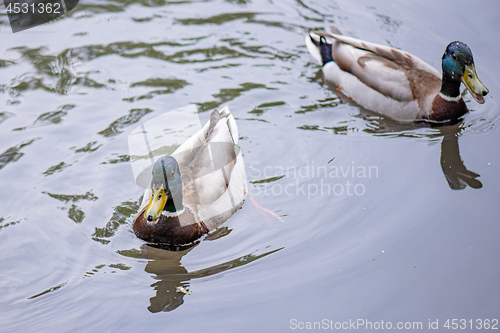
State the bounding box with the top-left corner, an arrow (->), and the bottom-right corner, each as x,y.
163,196 -> 184,213
440,73 -> 462,101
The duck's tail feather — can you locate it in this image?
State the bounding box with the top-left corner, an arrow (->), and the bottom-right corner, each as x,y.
206,106 -> 234,142
329,25 -> 342,35
217,105 -> 239,145
306,31 -> 333,66
207,108 -> 222,137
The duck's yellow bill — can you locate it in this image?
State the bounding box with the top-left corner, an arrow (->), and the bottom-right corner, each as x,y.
462,64 -> 488,104
144,187 -> 167,222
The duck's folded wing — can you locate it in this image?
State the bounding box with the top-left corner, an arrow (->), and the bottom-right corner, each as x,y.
173,106 -> 244,207
314,30 -> 441,102
182,107 -> 247,228
187,121 -> 237,205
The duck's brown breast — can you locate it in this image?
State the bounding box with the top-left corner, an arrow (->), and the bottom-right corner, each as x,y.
133,207 -> 208,245
428,95 -> 468,121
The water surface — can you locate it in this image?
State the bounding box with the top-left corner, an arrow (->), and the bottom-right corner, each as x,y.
0,0 -> 499,331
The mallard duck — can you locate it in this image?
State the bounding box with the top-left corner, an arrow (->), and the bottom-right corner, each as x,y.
133,106 -> 247,245
306,26 -> 489,122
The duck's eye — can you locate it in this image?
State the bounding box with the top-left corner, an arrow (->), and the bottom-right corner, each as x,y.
468,74 -> 473,79
158,193 -> 162,200
451,53 -> 458,61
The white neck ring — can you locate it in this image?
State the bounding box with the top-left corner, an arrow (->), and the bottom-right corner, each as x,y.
161,208 -> 185,217
439,92 -> 462,102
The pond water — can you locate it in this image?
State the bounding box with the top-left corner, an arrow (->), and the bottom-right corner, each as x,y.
1,0 -> 499,331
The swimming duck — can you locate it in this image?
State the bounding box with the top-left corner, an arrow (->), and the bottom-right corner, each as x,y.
306,26 -> 489,122
133,106 -> 247,245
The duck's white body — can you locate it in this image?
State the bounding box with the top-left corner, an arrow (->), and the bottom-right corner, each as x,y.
320,61 -> 430,121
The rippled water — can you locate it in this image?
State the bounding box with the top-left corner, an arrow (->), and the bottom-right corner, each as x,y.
1,0 -> 499,331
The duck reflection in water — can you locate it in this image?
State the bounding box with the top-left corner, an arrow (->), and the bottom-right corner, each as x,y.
315,69 -> 482,190
139,243 -> 195,313
119,231 -> 282,313
366,116 -> 481,190
438,123 -> 482,190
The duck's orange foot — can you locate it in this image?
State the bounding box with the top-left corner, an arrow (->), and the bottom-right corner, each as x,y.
248,193 -> 285,225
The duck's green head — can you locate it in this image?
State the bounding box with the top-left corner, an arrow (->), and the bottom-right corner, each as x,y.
442,41 -> 488,103
144,156 -> 183,222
